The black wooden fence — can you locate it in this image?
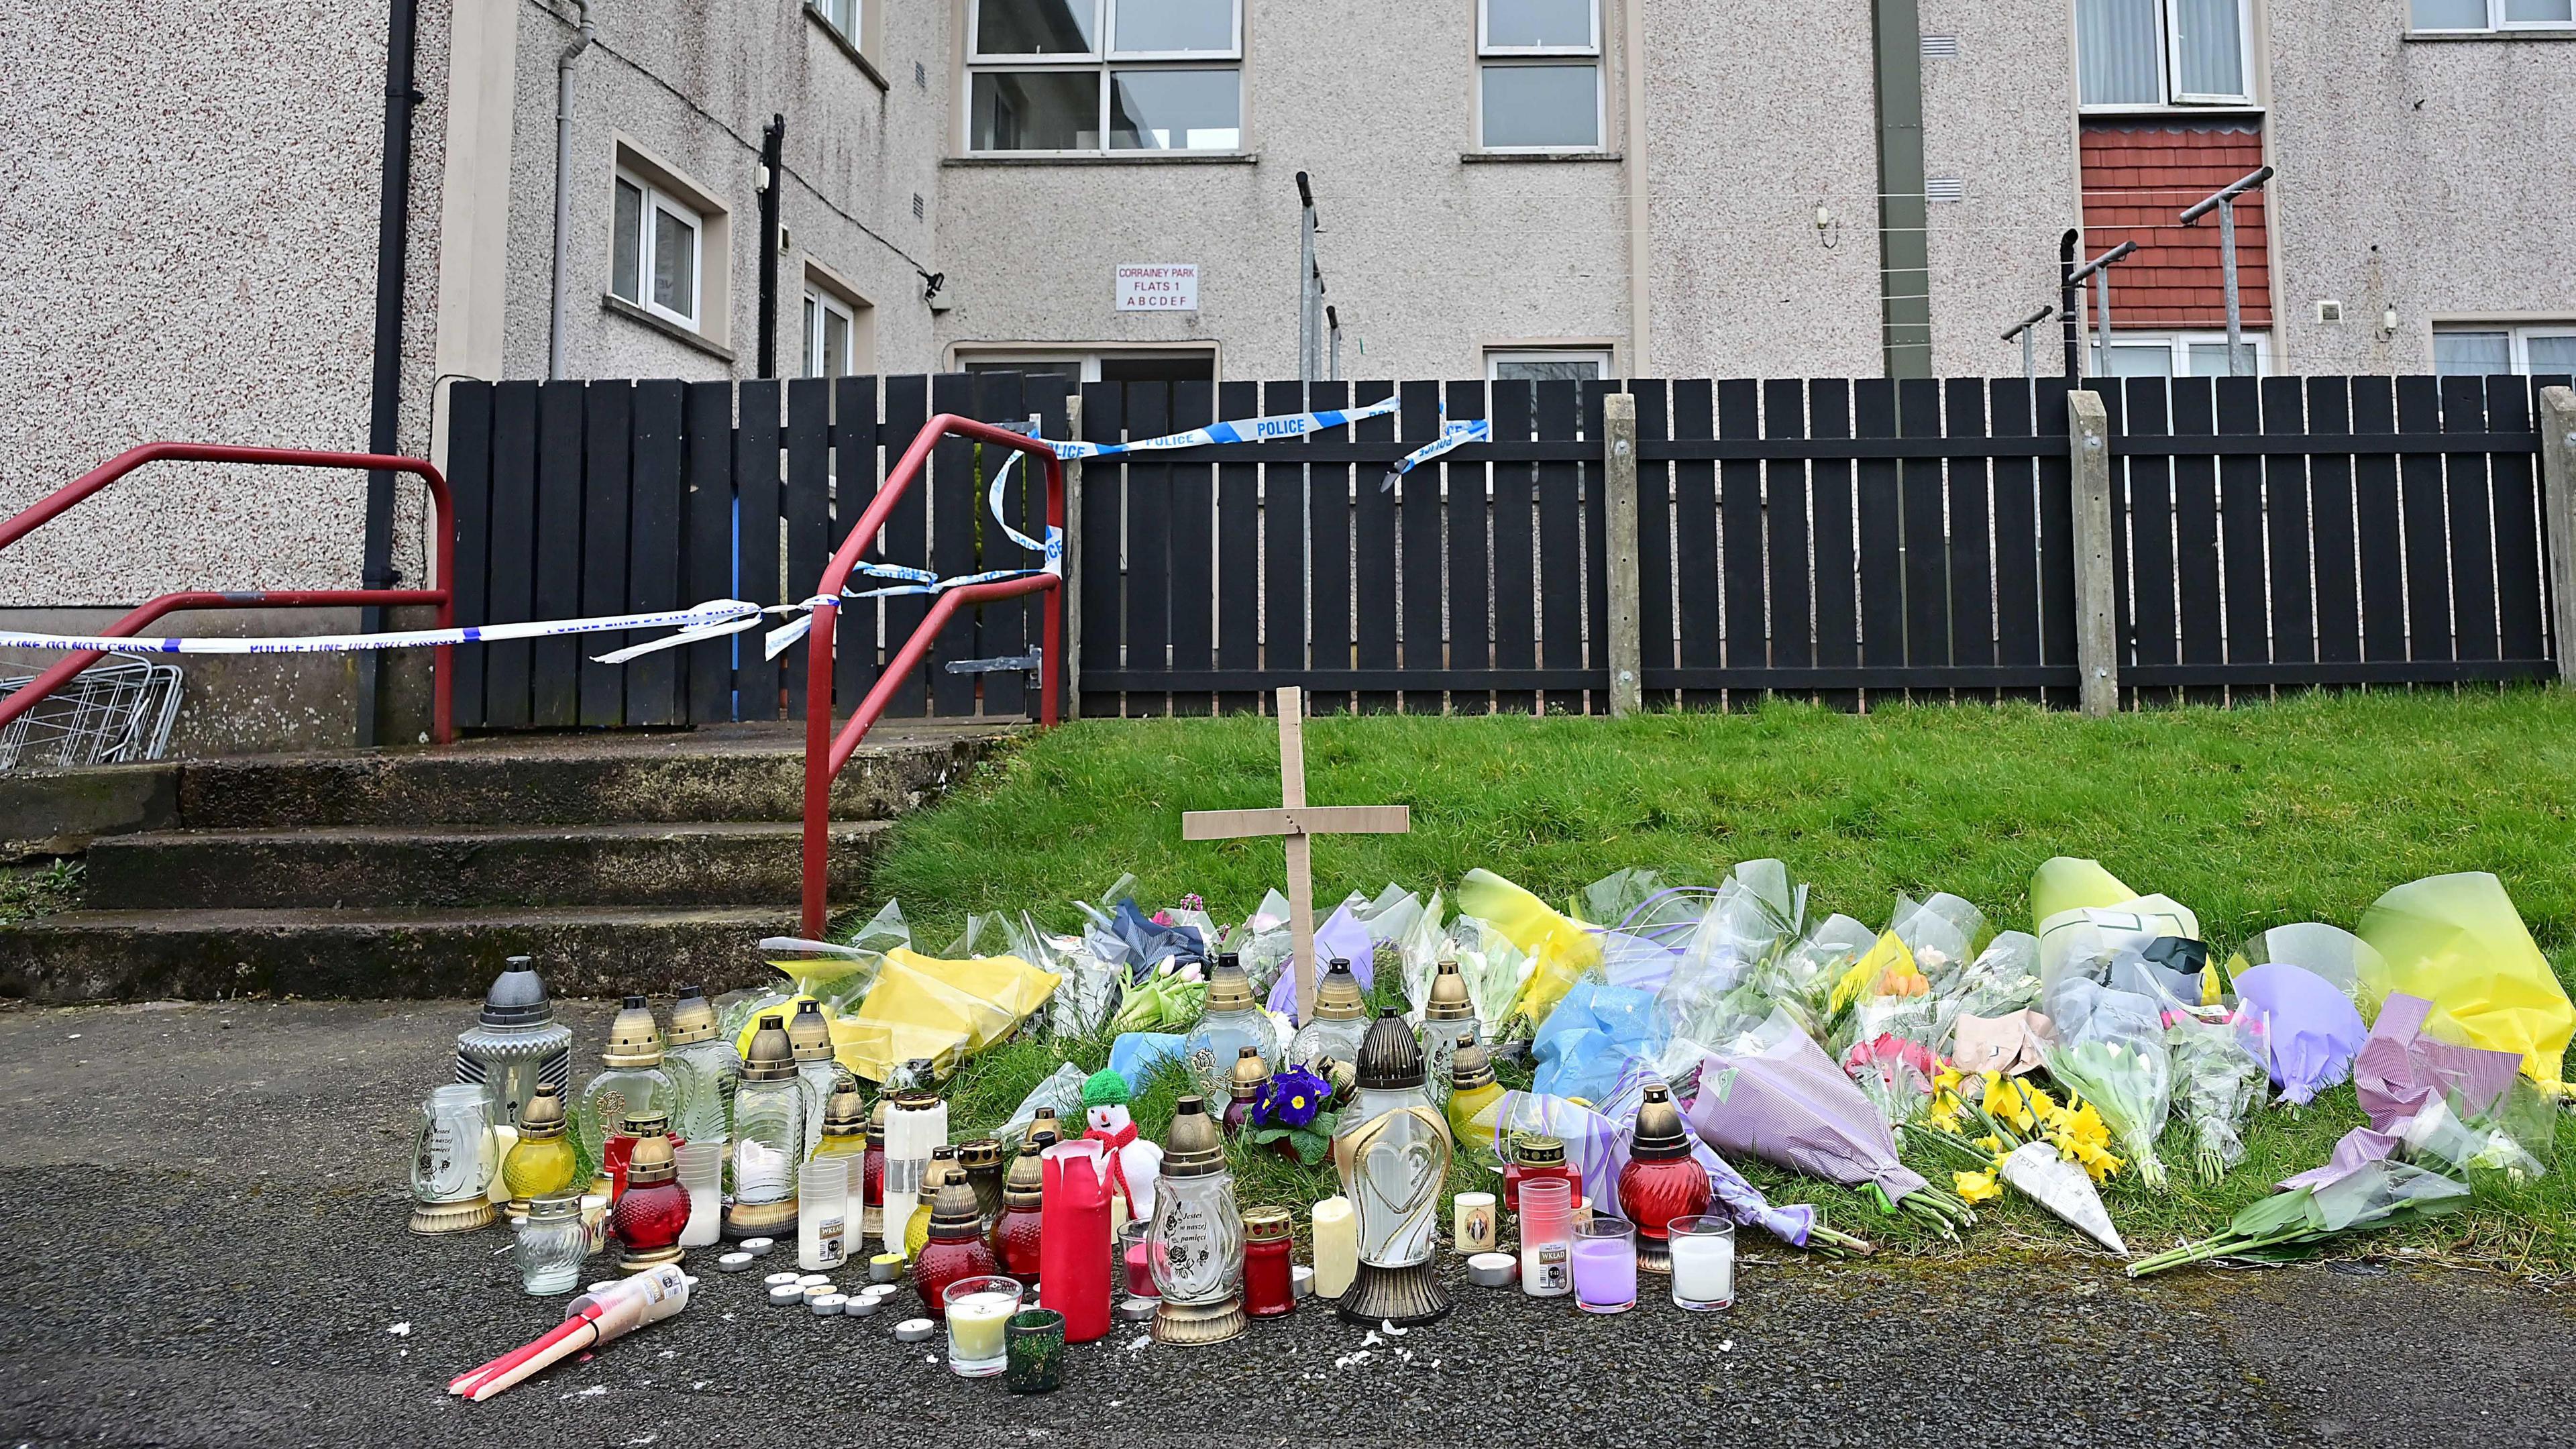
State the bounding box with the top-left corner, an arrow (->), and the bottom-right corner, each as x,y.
441,372 -> 2564,729
442,374 -> 1067,729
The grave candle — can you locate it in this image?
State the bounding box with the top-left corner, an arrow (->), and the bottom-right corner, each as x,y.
1309,1197 -> 1356,1299
1668,1216 -> 1736,1311
1570,1218 -> 1638,1315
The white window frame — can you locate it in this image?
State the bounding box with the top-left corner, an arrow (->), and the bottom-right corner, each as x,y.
814,0 -> 859,44
2432,323 -> 2576,376
965,0 -> 1245,156
953,345 -> 1220,382
803,288 -> 858,378
2078,0 -> 2256,112
2410,0 -> 2576,34
612,170 -> 704,332
2098,329 -> 2272,378
1484,347 -> 1614,383
1474,0 -> 1607,152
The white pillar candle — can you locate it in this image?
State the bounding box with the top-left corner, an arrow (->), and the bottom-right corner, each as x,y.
1310,1196 -> 1356,1299
1451,1192 -> 1497,1254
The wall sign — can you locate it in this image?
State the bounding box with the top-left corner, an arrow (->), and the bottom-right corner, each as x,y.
1116,263 -> 1199,312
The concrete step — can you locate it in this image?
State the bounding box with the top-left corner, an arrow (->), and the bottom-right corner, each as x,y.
81,820 -> 890,910
176,721 -> 1012,829
0,905 -> 805,1002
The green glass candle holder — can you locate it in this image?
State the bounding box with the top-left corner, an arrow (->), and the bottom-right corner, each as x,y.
1004,1307 -> 1065,1395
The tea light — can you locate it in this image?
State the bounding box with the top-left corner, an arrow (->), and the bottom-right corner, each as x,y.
894,1317 -> 936,1342
767,1283 -> 805,1306
800,1284 -> 838,1306
1452,1192 -> 1498,1254
740,1237 -> 776,1256
810,1293 -> 849,1316
763,1271 -> 802,1289
1114,1297 -> 1157,1322
716,1252 -> 757,1273
1466,1252 -> 1518,1287
1291,1265 -> 1315,1299
796,1273 -> 831,1287
844,1293 -> 881,1317
868,1252 -> 905,1283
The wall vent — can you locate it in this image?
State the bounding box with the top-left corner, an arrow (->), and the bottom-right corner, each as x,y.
1921,34 -> 1960,59
1925,177 -> 1966,203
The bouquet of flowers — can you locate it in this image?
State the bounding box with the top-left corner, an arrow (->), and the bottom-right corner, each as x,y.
1887,892 -> 1992,986
2045,967 -> 2176,1187
1756,914 -> 1878,1040
2128,1159 -> 2469,1277
1244,1065 -> 1339,1165
2165,1007 -> 2269,1183
1915,1068 -> 2127,1254
1841,1032 -> 1941,1129
1108,957 -> 1208,1034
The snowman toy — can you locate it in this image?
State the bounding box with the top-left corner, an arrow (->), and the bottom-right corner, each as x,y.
1079,1068 -> 1164,1226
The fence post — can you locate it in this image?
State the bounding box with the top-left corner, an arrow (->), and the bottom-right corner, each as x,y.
2542,386 -> 2576,688
1604,392 -> 1643,716
1063,392 -> 1083,719
2067,388 -> 2119,717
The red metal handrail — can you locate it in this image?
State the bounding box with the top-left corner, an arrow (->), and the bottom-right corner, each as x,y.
803,415 -> 1063,935
0,443 -> 456,744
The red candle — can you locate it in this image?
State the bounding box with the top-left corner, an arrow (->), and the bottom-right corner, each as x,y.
1241,1208 -> 1295,1318
1122,1236 -> 1156,1297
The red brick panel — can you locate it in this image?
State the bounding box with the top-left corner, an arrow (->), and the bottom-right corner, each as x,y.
2080,121 -> 2271,329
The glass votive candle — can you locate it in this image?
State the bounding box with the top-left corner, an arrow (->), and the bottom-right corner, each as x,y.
1518,1178 -> 1574,1299
1116,1220 -> 1158,1302
944,1275 -> 1023,1378
514,1190 -> 590,1295
1570,1217 -> 1638,1315
1004,1307 -> 1067,1394
1668,1215 -> 1736,1311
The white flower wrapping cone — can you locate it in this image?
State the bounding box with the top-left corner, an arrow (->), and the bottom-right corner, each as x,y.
1999,1141 -> 2128,1257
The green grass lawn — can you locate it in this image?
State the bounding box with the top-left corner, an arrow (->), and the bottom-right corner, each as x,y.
864,690 -> 2576,1275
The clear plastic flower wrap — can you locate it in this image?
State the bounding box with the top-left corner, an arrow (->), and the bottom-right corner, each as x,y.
1935,930 -> 2044,1047
1888,892 -> 1992,985
1758,912 -> 1878,1041
1220,889 -> 1297,997
2044,961 -> 2177,1187
2165,1007 -> 2269,1182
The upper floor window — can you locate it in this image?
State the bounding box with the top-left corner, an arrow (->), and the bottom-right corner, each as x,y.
2077,0 -> 2252,109
1487,347 -> 1611,382
814,0 -> 859,43
1477,0 -> 1603,150
2434,324 -> 2576,377
612,172 -> 702,331
2412,0 -> 2575,30
967,0 -> 1242,155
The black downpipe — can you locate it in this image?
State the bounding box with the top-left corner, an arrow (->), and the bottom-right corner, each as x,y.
756,115 -> 785,378
358,0 -> 423,748
2059,228 -> 2082,379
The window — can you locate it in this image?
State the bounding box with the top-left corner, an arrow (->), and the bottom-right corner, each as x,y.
2412,0 -> 2575,31
2099,331 -> 2268,378
815,0 -> 859,43
1477,0 -> 1603,150
967,0 -> 1242,155
612,172 -> 703,330
1486,348 -> 1611,383
2434,324 -> 2576,376
957,348 -> 1216,383
804,289 -> 857,378
2076,0 -> 2252,108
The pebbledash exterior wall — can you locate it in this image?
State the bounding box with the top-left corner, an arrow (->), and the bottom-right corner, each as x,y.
0,0 -> 2571,751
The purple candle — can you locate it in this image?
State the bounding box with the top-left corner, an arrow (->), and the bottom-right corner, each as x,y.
1570,1219 -> 1636,1314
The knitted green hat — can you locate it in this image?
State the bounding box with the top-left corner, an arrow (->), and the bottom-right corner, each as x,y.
1081,1067 -> 1131,1109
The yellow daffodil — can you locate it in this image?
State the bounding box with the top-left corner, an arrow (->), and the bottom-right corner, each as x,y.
1933,1065 -> 1964,1093
1974,1133 -> 2004,1155
1953,1169 -> 2002,1205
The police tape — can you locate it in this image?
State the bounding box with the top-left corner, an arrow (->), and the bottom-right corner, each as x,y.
0,599 -> 775,660
1382,415 -> 1493,491
1038,394 -> 1402,460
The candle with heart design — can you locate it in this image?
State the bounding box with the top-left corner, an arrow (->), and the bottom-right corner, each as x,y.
1328,1007 -> 1454,1326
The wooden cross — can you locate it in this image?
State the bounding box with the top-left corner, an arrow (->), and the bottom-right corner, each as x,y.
1181,686 -> 1410,1022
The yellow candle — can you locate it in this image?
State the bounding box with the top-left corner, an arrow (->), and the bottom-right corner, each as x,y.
947,1289 -> 1016,1372
1311,1196 -> 1357,1299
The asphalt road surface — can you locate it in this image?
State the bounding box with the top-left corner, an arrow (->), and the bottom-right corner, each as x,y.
3,1000 -> 2570,1448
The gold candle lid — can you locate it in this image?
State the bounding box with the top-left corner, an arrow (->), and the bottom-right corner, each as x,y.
1629,1081 -> 1694,1161
1159,1096 -> 1228,1178
1242,1205 -> 1293,1242
1203,955 -> 1258,1012
622,1112 -> 676,1184
665,984 -> 719,1045
1004,1133 -> 1051,1201
1311,959 -> 1367,1021
1451,1039 -> 1497,1093
822,1075 -> 867,1137
1424,959 -> 1476,1021
600,995 -> 665,1068
741,1014 -> 797,1082
1228,1045 -> 1273,1098
867,1093 -> 890,1146
1512,1132 -> 1566,1168
516,1083 -> 568,1140
926,1163 -> 982,1235
787,1000 -> 835,1063
957,1137 -> 1004,1171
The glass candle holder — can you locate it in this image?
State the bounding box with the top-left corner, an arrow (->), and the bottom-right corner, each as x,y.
1241,1207 -> 1296,1319
1517,1178 -> 1572,1299
1116,1220 -> 1158,1301
411,1083 -> 499,1234
674,1140 -> 724,1249
1668,1216 -> 1737,1311
1570,1217 -> 1638,1315
1005,1307 -> 1067,1394
944,1275 -> 1024,1378
515,1191 -> 590,1295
